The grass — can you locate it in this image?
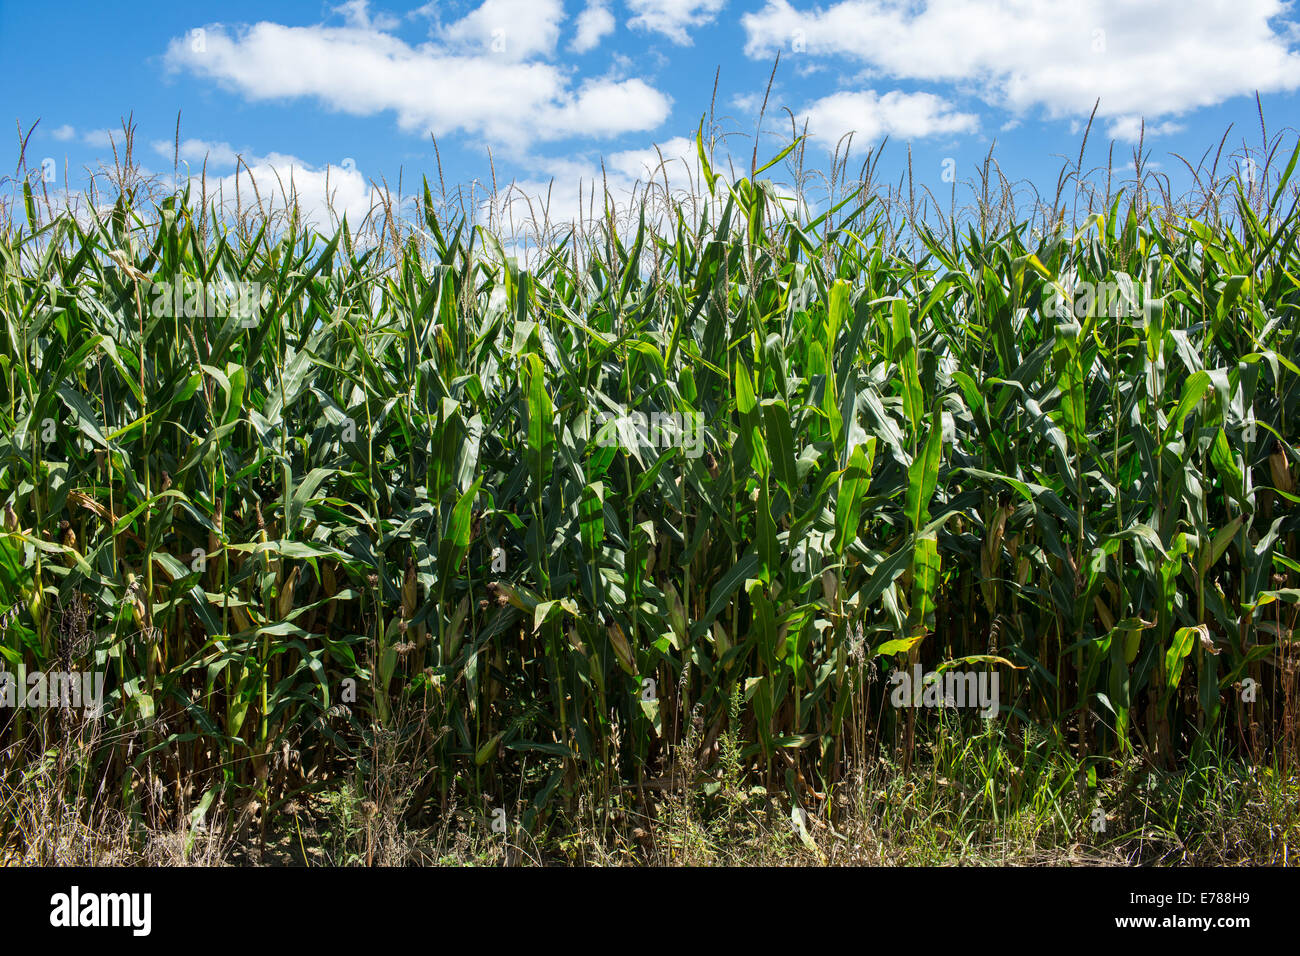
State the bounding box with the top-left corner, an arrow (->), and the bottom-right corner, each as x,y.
1,114 -> 1299,864
4,719 -> 1293,865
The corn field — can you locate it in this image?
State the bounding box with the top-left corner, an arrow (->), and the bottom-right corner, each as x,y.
2,130 -> 1300,841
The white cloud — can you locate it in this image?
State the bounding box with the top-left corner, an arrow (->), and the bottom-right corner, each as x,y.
167,144 -> 385,227
442,0 -> 565,61
798,89 -> 978,149
743,0 -> 1300,124
488,132 -> 804,261
571,1 -> 616,53
163,9 -> 671,151
1105,116 -> 1185,142
83,129 -> 115,149
151,137 -> 242,168
333,0 -> 400,32
219,153 -> 381,227
22,148 -> 374,234
490,135 -> 714,244
605,134 -> 705,186
627,0 -> 727,45
50,125 -> 77,142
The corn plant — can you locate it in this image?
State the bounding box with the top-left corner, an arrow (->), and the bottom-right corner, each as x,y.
1,131 -> 1298,836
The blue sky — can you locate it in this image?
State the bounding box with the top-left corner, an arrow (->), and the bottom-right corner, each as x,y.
6,1 -> 1300,233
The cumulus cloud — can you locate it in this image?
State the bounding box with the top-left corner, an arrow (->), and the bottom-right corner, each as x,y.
142,137 -> 386,227
798,89 -> 978,149
21,133 -> 384,236
743,0 -> 1300,125
198,147 -> 384,227
488,132 -> 805,264
82,129 -> 115,149
333,0 -> 400,32
570,0 -> 616,53
627,0 -> 727,45
490,135 -> 716,244
1104,116 -> 1185,142
163,5 -> 671,151
442,0 -> 565,60
151,137 -> 242,168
